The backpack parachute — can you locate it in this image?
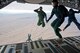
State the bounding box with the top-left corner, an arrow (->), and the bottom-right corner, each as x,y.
59,5 -> 69,17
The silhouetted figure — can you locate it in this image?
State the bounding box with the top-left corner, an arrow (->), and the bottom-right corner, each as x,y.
34,6 -> 47,27
63,9 -> 80,31
47,0 -> 68,40
27,34 -> 32,42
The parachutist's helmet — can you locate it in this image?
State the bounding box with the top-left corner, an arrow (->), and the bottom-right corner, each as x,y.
69,8 -> 74,12
51,0 -> 58,7
39,6 -> 43,10
52,0 -> 58,2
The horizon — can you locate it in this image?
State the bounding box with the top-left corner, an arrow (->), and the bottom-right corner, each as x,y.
0,1 -> 52,14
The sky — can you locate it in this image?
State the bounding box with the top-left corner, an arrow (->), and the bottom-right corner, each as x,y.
0,1 -> 53,14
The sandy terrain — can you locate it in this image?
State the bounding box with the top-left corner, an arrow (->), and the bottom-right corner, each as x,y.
0,13 -> 80,45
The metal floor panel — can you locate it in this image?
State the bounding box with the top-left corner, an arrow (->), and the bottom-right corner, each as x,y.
0,36 -> 80,53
